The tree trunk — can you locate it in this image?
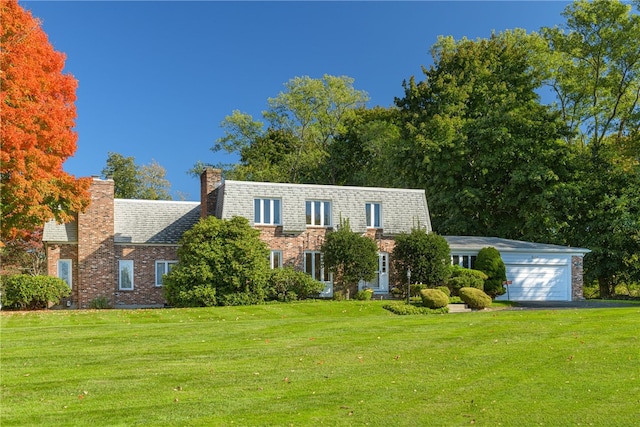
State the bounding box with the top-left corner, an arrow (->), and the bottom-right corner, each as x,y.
598,277 -> 613,299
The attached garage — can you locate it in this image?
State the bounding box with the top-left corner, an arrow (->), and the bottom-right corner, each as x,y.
444,236 -> 590,302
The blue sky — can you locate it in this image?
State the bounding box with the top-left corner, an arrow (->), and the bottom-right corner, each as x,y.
22,1 -> 570,200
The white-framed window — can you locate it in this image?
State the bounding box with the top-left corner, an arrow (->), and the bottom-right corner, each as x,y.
365,202 -> 381,228
155,260 -> 177,286
306,201 -> 332,226
304,251 -> 331,282
57,259 -> 72,288
119,260 -> 134,290
270,250 -> 283,269
451,255 -> 477,269
254,198 -> 281,225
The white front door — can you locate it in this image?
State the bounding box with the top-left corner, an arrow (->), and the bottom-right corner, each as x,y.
361,252 -> 389,293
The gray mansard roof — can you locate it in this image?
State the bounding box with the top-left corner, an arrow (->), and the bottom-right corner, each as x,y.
216,180 -> 431,234
43,200 -> 200,245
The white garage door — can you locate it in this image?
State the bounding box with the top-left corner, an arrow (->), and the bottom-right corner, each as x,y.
500,264 -> 570,301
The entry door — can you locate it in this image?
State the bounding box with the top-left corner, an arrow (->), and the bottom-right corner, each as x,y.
362,252 -> 389,292
377,252 -> 389,292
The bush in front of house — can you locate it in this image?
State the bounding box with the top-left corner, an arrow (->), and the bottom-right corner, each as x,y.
436,286 -> 451,297
0,274 -> 71,310
267,267 -> 326,302
392,228 -> 451,286
355,288 -> 374,300
383,302 -> 449,315
459,287 -> 492,309
163,216 -> 271,307
446,265 -> 488,295
474,247 -> 507,298
420,288 -> 449,309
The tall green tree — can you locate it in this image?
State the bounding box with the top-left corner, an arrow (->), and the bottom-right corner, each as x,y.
320,218 -> 379,298
396,30 -> 577,242
541,0 -> 640,296
101,152 -> 171,200
392,229 -> 451,286
206,75 -> 369,184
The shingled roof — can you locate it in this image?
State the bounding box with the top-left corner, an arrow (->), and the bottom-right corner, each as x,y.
43,199 -> 200,245
444,236 -> 590,254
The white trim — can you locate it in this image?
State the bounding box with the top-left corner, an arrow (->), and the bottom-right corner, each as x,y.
254,198 -> 282,225
365,202 -> 382,228
270,250 -> 283,269
306,200 -> 332,227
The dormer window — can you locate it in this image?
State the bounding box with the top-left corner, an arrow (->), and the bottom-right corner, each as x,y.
254,198 -> 281,225
306,201 -> 332,227
365,202 -> 381,228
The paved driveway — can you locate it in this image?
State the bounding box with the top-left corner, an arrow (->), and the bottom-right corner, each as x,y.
512,300 -> 639,309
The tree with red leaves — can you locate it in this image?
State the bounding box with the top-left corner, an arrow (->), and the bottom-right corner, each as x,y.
1,0 -> 90,240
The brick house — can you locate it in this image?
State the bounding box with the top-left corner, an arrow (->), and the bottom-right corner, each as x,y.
43,168 -> 588,308
43,169 -> 431,308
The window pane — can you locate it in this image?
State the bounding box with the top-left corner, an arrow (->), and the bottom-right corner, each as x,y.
58,260 -> 71,288
264,200 -> 271,224
156,262 -> 165,285
366,203 -> 372,227
314,253 -> 322,281
452,255 -> 460,266
324,202 -> 331,226
273,200 -> 281,225
374,203 -> 381,227
470,256 -> 477,270
314,201 -> 321,226
119,261 -> 133,290
306,201 -> 312,225
462,256 -> 469,269
305,252 -> 313,276
271,251 -> 282,269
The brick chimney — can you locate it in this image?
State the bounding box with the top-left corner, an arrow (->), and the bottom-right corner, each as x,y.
200,168 -> 222,218
77,177 -> 116,309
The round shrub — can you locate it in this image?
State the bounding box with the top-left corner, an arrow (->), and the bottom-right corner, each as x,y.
420,288 -> 449,309
459,287 -> 492,309
446,265 -> 487,295
0,274 -> 71,310
436,286 -> 451,297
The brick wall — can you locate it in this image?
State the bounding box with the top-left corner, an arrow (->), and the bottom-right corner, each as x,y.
257,226 -> 400,289
77,178 -> 116,308
113,245 -> 178,306
201,168 -> 222,219
571,255 -> 585,300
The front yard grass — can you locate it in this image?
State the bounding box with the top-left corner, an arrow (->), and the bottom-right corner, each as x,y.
2,301 -> 639,426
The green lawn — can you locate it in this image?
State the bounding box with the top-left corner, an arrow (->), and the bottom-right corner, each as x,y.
2,301 -> 639,426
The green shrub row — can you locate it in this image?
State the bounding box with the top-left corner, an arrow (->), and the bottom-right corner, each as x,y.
0,274 -> 71,310
420,288 -> 449,309
383,302 -> 449,315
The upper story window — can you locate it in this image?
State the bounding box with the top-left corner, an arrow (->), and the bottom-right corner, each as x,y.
451,255 -> 477,269
306,201 -> 332,227
254,198 -> 281,225
365,202 -> 381,228
304,251 -> 331,283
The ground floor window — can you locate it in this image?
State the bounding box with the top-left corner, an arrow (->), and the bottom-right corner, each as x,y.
155,260 -> 177,286
270,250 -> 283,269
304,251 -> 331,282
57,259 -> 72,288
451,254 -> 477,269
119,260 -> 134,290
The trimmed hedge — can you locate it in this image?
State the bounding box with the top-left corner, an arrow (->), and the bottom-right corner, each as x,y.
0,275 -> 71,310
383,302 -> 449,315
459,287 -> 492,309
420,288 -> 449,309
268,267 -> 326,302
446,265 -> 487,295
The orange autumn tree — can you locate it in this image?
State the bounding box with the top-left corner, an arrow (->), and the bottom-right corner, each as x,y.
1,0 -> 90,240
